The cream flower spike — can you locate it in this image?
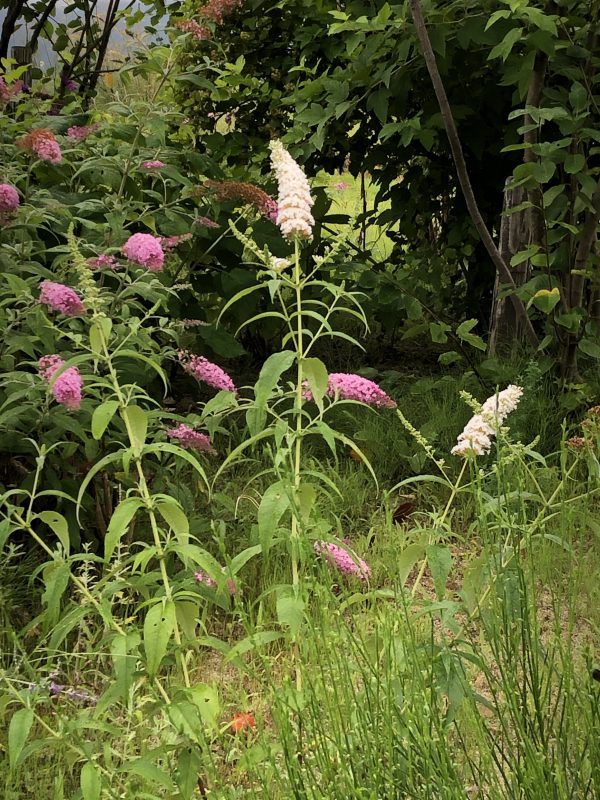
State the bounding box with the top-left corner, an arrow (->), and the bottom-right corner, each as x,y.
269,140 -> 315,240
451,385 -> 523,457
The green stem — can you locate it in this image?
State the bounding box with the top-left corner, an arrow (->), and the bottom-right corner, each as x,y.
115,57 -> 174,202
411,459 -> 467,598
291,238 -> 303,592
98,324 -> 191,688
8,510 -> 126,637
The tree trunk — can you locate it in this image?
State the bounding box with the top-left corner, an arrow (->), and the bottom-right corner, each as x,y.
489,183 -> 531,355
408,0 -> 539,351
560,176 -> 600,381
0,0 -> 27,61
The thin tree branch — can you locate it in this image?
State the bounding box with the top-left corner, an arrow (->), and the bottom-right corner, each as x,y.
570,177 -> 600,309
28,0 -> 60,57
0,0 -> 27,61
408,0 -> 540,350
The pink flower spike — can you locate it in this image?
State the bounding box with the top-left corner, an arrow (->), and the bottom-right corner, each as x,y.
314,540 -> 371,581
195,570 -> 217,588
167,424 -> 216,454
122,233 -> 165,272
303,373 -> 396,409
67,124 -> 99,142
141,159 -> 165,170
195,216 -> 220,229
175,18 -> 211,40
178,350 -> 236,393
39,281 -> 85,316
51,367 -> 83,410
38,354 -> 65,381
0,76 -> 24,103
88,254 -> 117,270
0,183 -> 19,213
160,233 -> 193,251
17,128 -> 62,163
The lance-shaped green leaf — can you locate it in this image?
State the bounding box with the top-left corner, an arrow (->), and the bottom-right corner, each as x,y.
302,357 -> 328,412
8,708 -> 34,771
37,510 -> 70,554
156,498 -> 190,547
144,599 -> 176,678
258,481 -> 290,550
121,405 -> 147,457
104,497 -> 144,562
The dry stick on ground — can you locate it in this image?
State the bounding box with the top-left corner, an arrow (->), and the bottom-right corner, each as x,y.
408,0 -> 540,350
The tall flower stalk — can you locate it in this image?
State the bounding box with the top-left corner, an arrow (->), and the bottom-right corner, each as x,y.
290,238 -> 304,591
67,227 -> 195,690
220,143 -> 383,604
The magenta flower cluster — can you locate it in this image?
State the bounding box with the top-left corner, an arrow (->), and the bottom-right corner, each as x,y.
314,540 -> 371,580
160,233 -> 193,251
38,355 -> 83,411
0,183 -> 19,213
122,233 -> 165,272
178,350 -> 237,393
39,281 -> 85,316
38,354 -> 64,381
141,160 -> 165,170
303,373 -> 396,409
195,569 -> 236,595
123,233 -> 165,272
67,124 -> 99,142
195,216 -> 220,229
0,76 -> 24,103
167,423 -> 216,454
88,254 -> 117,270
17,129 -> 62,163
194,570 -> 217,588
263,196 -> 278,223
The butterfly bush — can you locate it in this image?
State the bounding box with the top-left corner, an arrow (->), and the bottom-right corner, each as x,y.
122,233 -> 165,271
39,281 -> 85,316
67,124 -> 99,142
451,385 -> 523,457
39,356 -> 83,410
195,568 -> 236,595
0,183 -> 19,213
178,350 -> 237,393
17,129 -> 62,163
314,541 -> 371,580
194,570 -> 217,587
141,160 -> 165,170
203,180 -> 277,222
269,140 -> 314,239
167,424 -> 216,453
176,19 -> 211,39
160,233 -> 192,251
88,254 -> 117,270
195,215 -> 220,229
303,373 -> 396,409
38,354 -> 64,381
0,76 -> 24,103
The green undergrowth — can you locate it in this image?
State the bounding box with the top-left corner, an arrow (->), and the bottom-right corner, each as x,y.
1,388 -> 600,798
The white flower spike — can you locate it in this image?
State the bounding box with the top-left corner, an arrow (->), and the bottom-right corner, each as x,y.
452,385 -> 523,457
269,140 -> 314,240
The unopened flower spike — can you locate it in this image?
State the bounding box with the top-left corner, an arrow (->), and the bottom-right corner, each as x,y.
67,225 -> 105,316
227,219 -> 266,263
